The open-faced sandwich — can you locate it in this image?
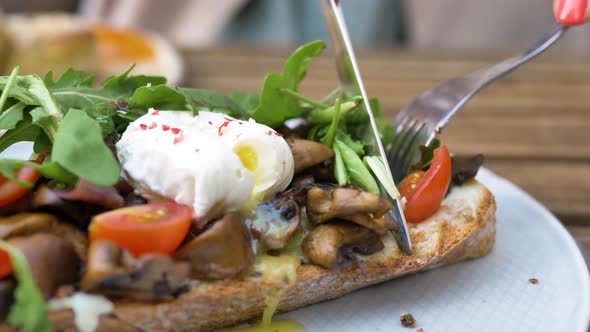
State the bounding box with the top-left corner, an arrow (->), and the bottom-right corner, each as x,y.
0,41 -> 495,332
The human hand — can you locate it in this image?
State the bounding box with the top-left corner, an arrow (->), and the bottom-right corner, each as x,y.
554,0 -> 590,25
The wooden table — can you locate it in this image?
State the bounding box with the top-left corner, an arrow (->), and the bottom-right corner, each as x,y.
181,47 -> 590,261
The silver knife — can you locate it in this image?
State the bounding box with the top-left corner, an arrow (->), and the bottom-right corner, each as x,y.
320,0 -> 412,254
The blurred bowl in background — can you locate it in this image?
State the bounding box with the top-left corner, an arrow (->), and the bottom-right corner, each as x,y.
1,13 -> 184,85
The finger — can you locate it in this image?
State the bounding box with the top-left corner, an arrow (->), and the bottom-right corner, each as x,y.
554,0 -> 590,25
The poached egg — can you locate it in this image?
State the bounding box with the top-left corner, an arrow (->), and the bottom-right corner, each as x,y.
116,110 -> 294,219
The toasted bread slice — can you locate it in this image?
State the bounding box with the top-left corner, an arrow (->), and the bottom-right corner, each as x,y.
47,179 -> 495,332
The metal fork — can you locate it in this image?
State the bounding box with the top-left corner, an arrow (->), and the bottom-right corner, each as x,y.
388,23 -> 568,183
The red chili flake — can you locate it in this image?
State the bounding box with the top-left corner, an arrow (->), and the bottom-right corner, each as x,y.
238,121 -> 244,125
207,121 -> 213,125
223,117 -> 234,122
151,109 -> 160,115
200,98 -> 208,105
274,132 -> 284,137
162,124 -> 170,131
148,122 -> 158,129
171,127 -> 181,135
173,132 -> 184,144
218,121 -> 230,136
529,278 -> 539,284
107,101 -> 117,110
139,124 -> 148,130
194,148 -> 200,152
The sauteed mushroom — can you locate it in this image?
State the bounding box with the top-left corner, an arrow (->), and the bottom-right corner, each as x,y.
8,233 -> 80,299
246,191 -> 300,250
306,186 -> 392,233
288,139 -> 335,173
0,213 -> 88,258
174,213 -> 254,280
303,222 -> 384,269
81,241 -> 189,300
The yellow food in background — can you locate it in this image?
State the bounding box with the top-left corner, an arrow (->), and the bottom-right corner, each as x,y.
0,13 -> 182,84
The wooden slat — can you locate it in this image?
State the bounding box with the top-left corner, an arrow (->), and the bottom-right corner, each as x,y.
483,160 -> 590,224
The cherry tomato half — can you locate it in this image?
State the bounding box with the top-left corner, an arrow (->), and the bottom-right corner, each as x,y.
398,170 -> 426,199
89,202 -> 192,256
0,249 -> 12,279
0,166 -> 41,207
399,145 -> 452,224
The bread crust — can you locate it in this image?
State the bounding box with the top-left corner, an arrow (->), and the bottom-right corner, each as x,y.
46,180 -> 495,332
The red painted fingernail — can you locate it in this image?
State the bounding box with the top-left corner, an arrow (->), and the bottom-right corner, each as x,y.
556,0 -> 588,25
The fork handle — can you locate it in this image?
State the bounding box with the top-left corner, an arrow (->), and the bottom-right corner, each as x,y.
437,23 -> 567,129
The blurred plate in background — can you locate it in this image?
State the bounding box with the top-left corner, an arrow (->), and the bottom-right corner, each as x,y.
0,13 -> 183,85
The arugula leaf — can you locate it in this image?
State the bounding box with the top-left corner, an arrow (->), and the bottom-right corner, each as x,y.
44,68 -> 95,89
48,67 -> 163,115
102,65 -> 166,96
52,109 -> 120,186
282,40 -> 326,89
0,159 -> 76,186
252,41 -> 325,127
179,88 -> 248,118
84,103 -> 117,136
0,102 -> 26,130
336,131 -> 364,156
0,115 -> 40,153
0,241 -> 53,332
0,76 -> 36,105
33,131 -> 51,154
231,91 -> 260,113
0,67 -> 20,112
129,85 -> 193,112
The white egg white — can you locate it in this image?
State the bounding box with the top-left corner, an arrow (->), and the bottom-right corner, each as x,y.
116,110 -> 294,219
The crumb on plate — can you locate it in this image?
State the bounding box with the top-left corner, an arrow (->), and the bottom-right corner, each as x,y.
400,312 -> 416,328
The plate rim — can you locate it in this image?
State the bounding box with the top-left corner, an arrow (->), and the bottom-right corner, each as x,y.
478,168 -> 590,331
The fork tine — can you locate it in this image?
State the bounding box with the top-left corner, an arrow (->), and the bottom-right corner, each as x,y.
388,117 -> 417,165
399,125 -> 430,177
396,122 -> 426,178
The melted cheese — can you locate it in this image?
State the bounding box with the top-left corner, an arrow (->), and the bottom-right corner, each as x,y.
222,255 -> 303,331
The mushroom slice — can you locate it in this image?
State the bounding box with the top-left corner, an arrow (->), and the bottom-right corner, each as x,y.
174,212 -> 254,280
288,138 -> 335,173
81,241 -> 189,301
306,186 -> 393,233
0,213 -> 88,258
344,213 -> 391,235
303,222 -> 384,269
8,233 -> 80,299
246,192 -> 301,250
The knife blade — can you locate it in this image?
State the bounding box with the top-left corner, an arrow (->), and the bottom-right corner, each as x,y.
320,0 -> 412,254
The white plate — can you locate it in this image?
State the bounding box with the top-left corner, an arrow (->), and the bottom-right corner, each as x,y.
2,143 -> 589,331
280,168 -> 590,332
